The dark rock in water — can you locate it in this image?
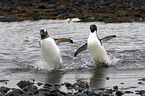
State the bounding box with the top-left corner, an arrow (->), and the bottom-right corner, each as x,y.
102,93 -> 110,96
17,80 -> 34,89
106,77 -> 110,80
11,89 -> 24,94
23,85 -> 38,93
105,89 -> 113,94
139,90 -> 145,95
76,93 -> 87,96
59,91 -> 67,95
37,82 -> 43,86
83,90 -> 92,95
54,83 -> 61,89
49,90 -> 61,96
41,88 -> 51,91
138,78 -> 145,81
74,92 -> 79,95
6,89 -> 24,96
43,83 -> 53,89
0,86 -> 10,93
116,91 -> 124,96
7,91 -> 21,96
0,80 -> 9,82
50,89 -> 60,93
23,86 -> 32,92
72,83 -> 78,88
31,85 -> 38,90
88,92 -> 99,96
113,86 -> 118,90
96,87 -> 105,90
138,82 -> 144,84
78,87 -> 83,93
124,90 -> 133,94
64,82 -> 72,88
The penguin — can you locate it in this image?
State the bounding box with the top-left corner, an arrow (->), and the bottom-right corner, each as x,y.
74,24 -> 116,66
40,29 -> 73,69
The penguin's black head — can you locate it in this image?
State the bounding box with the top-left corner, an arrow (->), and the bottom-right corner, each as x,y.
90,24 -> 97,33
40,29 -> 49,39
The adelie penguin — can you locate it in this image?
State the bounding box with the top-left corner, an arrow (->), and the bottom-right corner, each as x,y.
74,24 -> 116,66
40,29 -> 73,69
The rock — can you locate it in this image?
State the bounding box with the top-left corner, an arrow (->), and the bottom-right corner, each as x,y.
54,83 -> 61,89
7,92 -> 21,96
16,10 -> 26,14
116,12 -> 129,17
134,12 -> 141,17
79,14 -> 94,22
17,80 -> 34,89
64,82 -> 72,88
83,90 -> 92,95
105,89 -> 113,94
44,83 -> 53,88
0,80 -> 9,82
113,86 -> 118,90
38,4 -> 56,9
37,82 -> 43,86
106,77 -> 110,80
0,86 -> 10,93
124,90 -> 133,94
11,89 -> 24,94
76,93 -> 87,96
139,90 -> 145,95
57,13 -> 68,19
15,1 -> 33,7
115,91 -> 124,96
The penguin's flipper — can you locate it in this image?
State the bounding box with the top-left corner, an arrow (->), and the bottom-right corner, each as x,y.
74,43 -> 87,57
55,38 -> 73,44
100,35 -> 116,43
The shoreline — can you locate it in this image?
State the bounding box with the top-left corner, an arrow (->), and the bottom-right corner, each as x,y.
0,0 -> 145,23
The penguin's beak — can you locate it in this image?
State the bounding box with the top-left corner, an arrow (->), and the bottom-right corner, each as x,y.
40,33 -> 43,35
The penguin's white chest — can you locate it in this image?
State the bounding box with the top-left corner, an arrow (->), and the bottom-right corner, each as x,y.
40,37 -> 63,69
87,33 -> 108,64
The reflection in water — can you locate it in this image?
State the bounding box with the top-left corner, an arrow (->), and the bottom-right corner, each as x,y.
89,68 -> 107,92
44,70 -> 64,85
43,67 -> 108,92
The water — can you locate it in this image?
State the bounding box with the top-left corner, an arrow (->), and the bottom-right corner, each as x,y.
0,20 -> 145,95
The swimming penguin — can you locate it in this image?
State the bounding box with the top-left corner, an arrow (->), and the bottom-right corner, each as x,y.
74,24 -> 116,66
40,29 -> 73,69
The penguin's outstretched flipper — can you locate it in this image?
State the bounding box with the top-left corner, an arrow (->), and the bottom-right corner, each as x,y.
74,43 -> 87,57
100,35 -> 116,43
55,38 -> 73,44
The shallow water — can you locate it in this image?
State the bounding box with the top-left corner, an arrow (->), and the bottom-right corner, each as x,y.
0,20 -> 145,95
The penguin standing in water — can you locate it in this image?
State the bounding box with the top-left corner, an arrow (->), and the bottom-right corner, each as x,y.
40,29 -> 73,69
74,24 -> 116,66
